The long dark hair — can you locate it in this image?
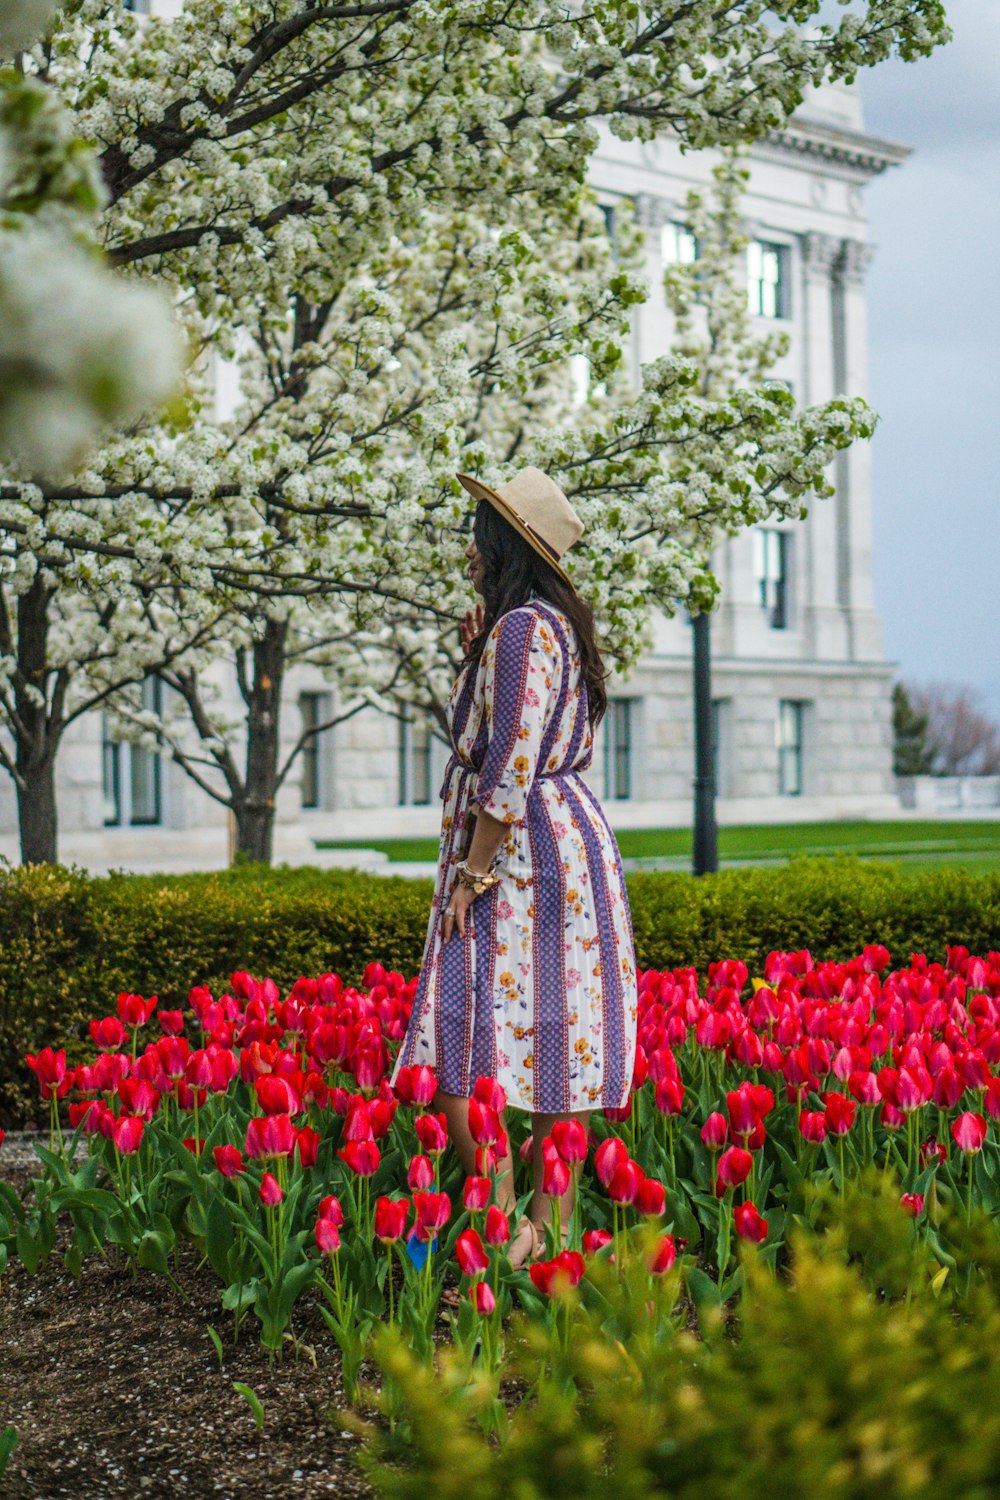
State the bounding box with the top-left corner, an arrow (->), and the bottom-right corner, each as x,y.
466,499 -> 609,730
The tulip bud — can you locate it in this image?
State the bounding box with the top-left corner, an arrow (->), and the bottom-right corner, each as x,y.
315,1217 -> 341,1255
469,1279 -> 496,1316
213,1145 -> 245,1178
407,1153 -> 435,1190
259,1171 -> 283,1207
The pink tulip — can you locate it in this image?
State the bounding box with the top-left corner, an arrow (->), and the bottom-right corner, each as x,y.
462,1175 -> 491,1212
484,1204 -> 510,1246
952,1111 -> 987,1154
455,1228 -> 490,1277
700,1112 -> 728,1150
259,1171 -> 283,1207
542,1153 -> 571,1198
112,1114 -> 144,1155
900,1192 -> 924,1218
583,1228 -> 613,1256
469,1279 -> 496,1315
594,1135 -> 628,1188
315,1217 -> 341,1255
407,1154 -> 435,1190
414,1111 -> 448,1156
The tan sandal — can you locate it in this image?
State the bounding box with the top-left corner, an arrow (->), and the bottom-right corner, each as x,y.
508,1215 -> 545,1271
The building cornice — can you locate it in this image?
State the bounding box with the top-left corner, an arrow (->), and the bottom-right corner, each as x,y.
763,116 -> 912,176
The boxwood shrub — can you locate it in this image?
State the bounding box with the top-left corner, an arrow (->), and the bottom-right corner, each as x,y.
0,858 -> 997,1124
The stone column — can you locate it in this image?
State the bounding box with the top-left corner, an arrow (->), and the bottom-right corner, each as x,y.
632,191 -> 681,382
832,238 -> 883,660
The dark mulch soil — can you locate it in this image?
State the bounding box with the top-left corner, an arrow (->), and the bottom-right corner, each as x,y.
0,1159 -> 375,1500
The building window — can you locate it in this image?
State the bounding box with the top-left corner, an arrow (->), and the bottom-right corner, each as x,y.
604,699 -> 633,800
662,223 -> 698,265
103,678 -> 162,827
753,528 -> 789,630
748,240 -> 789,319
777,700 -> 805,797
398,707 -> 433,806
599,202 -> 617,241
299,692 -> 327,810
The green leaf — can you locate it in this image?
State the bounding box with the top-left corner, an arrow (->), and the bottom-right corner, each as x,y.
15,1221 -> 41,1275
207,1324 -> 224,1369
0,1425 -> 18,1480
232,1382 -> 265,1432
685,1265 -> 722,1313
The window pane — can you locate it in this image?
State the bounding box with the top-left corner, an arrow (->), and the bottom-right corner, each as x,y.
662,223 -> 697,264
102,720 -> 121,827
412,720 -> 431,806
748,240 -> 787,320
129,742 -> 160,824
300,693 -> 322,810
777,701 -> 803,797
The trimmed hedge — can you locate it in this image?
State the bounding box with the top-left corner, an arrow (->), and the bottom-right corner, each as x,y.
1,858 -> 998,1124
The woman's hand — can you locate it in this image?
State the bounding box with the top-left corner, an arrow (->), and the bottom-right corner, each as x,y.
460,602 -> 484,656
442,882 -> 477,943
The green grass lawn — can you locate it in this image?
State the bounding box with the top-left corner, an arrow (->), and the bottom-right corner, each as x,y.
317,819 -> 1000,873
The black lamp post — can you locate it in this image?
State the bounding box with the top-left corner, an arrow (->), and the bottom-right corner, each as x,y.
691,610 -> 718,876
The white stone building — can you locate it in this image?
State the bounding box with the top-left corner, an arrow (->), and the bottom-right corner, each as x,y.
0,79 -> 908,870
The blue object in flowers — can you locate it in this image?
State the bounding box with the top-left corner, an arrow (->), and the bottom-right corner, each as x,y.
404,1228 -> 437,1268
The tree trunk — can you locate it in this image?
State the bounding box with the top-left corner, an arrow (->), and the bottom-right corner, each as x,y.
14,576 -> 59,865
232,616 -> 288,864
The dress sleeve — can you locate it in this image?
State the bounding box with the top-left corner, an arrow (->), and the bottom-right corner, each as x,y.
473,608 -> 557,827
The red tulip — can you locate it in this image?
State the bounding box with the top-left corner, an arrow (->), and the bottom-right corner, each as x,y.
734,1202 -> 768,1243
343,1104 -> 375,1142
823,1092 -> 857,1137
158,1010 -> 185,1035
318,1194 -> 345,1227
412,1190 -> 451,1242
68,1100 -> 104,1134
245,1112 -> 297,1160
117,1077 -> 160,1121
296,1125 -> 320,1169
700,1112 -> 728,1150
183,1136 -> 206,1156
112,1114 -> 144,1155
920,1136 -> 947,1169
529,1250 -> 585,1296
799,1109 -> 828,1145
117,992 -> 158,1028
374,1196 -> 409,1243
717,1146 -> 753,1189
338,1139 -> 381,1176
89,1016 -> 127,1052
472,1076 -> 507,1112
467,1099 -> 504,1148
25,1047 -> 73,1100
583,1228 -> 613,1255
259,1171 -> 283,1207
414,1111 -> 449,1155
463,1175 -> 492,1213
594,1136 -> 628,1188
900,1192 -> 925,1218
654,1077 -> 684,1116
256,1074 -> 303,1115
213,1145 -> 245,1178
636,1177 -> 666,1217
484,1204 -> 510,1246
551,1119 -> 588,1163
952,1111 -> 987,1154
727,1085 -> 759,1139
542,1153 -> 571,1198
315,1217 -> 341,1254
407,1154 -> 435,1190
469,1279 -> 496,1315
475,1145 -> 500,1176
606,1158 -> 644,1206
394,1064 -> 438,1108
649,1234 -> 678,1275
455,1228 -> 490,1276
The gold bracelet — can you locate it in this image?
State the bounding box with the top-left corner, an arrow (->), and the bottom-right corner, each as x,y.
455,859 -> 502,895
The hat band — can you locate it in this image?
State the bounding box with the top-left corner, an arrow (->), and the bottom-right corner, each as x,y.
508,508 -> 562,566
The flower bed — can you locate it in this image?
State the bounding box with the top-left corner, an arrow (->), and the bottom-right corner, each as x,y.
3,944 -> 1000,1386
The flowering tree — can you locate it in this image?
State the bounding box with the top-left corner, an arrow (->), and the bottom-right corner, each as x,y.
0,0 -> 949,862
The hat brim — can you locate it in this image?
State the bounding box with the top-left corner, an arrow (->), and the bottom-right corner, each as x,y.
456,472 -> 576,590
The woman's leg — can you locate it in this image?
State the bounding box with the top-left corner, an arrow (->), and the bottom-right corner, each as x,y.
434,1088 -> 519,1215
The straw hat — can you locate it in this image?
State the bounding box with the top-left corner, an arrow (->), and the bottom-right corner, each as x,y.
456,466 -> 584,588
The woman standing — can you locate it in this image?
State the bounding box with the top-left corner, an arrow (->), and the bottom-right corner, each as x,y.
392,466 -> 638,1268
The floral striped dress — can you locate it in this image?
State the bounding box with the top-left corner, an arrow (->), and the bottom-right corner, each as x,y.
392,596 -> 638,1113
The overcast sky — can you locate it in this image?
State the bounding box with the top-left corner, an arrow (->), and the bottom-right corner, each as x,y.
859,0 -> 1000,718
